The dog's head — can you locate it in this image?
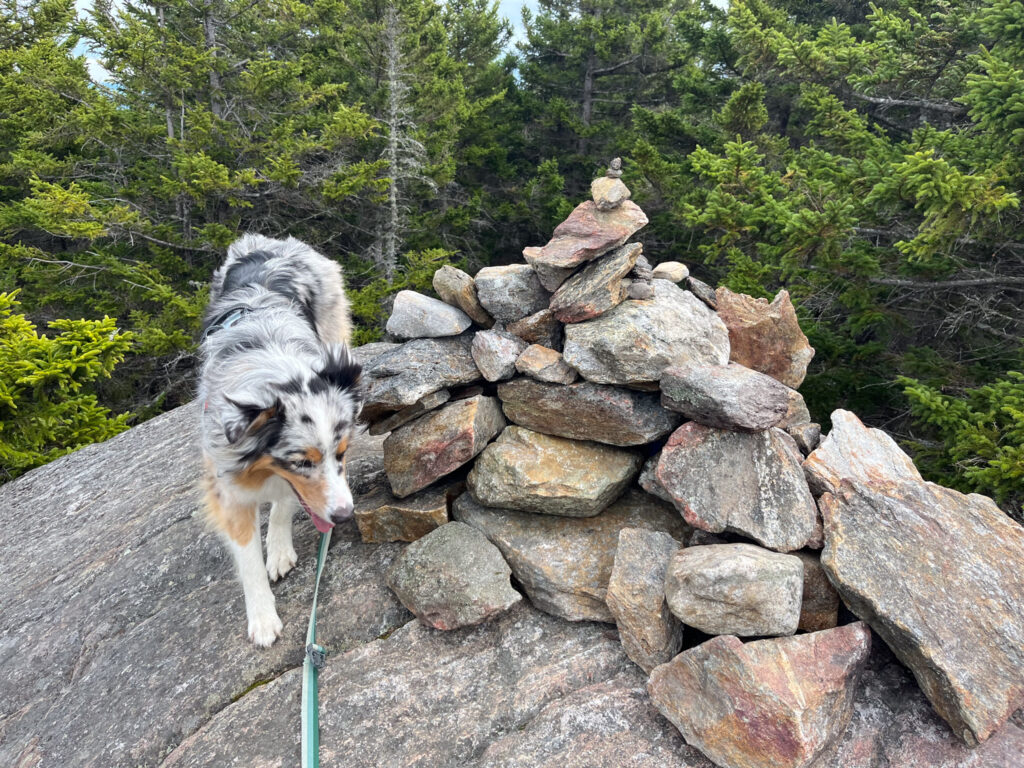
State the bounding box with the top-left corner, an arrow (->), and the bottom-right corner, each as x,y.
221,345 -> 363,532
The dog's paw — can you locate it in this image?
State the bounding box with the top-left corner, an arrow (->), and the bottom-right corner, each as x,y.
266,544 -> 298,582
248,610 -> 284,648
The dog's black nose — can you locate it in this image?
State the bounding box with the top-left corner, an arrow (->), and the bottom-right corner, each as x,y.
330,505 -> 354,524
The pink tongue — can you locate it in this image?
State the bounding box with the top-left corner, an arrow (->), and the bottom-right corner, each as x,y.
310,513 -> 335,534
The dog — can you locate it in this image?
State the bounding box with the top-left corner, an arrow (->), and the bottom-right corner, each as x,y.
198,234 -> 363,647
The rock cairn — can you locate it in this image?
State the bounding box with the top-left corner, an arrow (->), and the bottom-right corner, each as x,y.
357,166 -> 1024,768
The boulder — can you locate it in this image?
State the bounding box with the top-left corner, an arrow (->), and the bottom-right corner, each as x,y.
367,388 -> 451,436
467,426 -> 641,517
803,409 -> 923,496
664,543 -> 804,636
715,287 -> 815,388
472,329 -> 529,382
386,522 -> 521,630
648,624 -> 872,768
656,423 -> 818,552
660,361 -> 791,431
606,528 -> 684,673
820,478 -> 1024,745
361,335 -> 481,421
787,422 -> 821,455
506,308 -> 563,350
498,378 -> 682,447
652,261 -> 689,282
383,395 -> 506,498
523,200 -> 649,291
385,290 -> 473,338
637,453 -> 673,503
686,276 -> 718,308
548,243 -> 641,323
351,340 -> 402,366
514,344 -> 579,384
591,176 -> 632,210
794,550 -> 840,632
777,387 -> 812,428
475,264 -> 551,322
563,280 -> 730,387
432,264 -> 495,327
453,489 -> 688,623
354,483 -> 450,543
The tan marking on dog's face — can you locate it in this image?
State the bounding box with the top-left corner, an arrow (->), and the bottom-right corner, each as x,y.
303,447 -> 323,464
202,469 -> 257,546
335,436 -> 349,462
273,466 -> 329,517
248,406 -> 277,433
234,454 -> 278,490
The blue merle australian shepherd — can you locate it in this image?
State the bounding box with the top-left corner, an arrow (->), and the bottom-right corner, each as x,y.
199,234 -> 363,646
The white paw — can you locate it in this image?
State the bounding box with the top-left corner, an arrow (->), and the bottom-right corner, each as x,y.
266,544 -> 298,582
248,609 -> 284,647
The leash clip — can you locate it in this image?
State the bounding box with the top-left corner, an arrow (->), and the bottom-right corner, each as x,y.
305,643 -> 327,670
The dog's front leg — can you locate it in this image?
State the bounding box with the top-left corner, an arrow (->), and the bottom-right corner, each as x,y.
266,498 -> 299,582
221,503 -> 283,647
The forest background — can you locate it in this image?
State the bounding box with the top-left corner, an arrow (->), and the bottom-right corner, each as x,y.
1,0 -> 1022,519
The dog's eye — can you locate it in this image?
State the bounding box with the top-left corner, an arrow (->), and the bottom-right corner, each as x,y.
290,458 -> 314,471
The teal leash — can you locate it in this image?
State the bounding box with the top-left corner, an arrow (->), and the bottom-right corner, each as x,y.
301,529 -> 332,768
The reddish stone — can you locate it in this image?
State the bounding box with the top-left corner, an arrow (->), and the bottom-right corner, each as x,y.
715,287 -> 815,388
648,623 -> 872,768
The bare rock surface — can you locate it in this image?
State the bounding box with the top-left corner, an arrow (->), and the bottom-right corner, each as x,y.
563,280 -> 730,387
820,478 -> 1024,745
507,307 -> 563,349
660,361 -> 791,431
361,335 -> 481,420
523,200 -> 649,290
549,243 -> 641,323
591,175 -> 632,210
803,408 -> 923,496
383,394 -> 506,497
354,483 -> 451,543
433,264 -> 495,327
453,489 -> 688,623
467,426 -> 641,517
498,378 -> 681,446
606,528 -> 684,672
475,264 -> 551,322
472,328 -> 529,382
687,276 -> 718,308
515,344 -> 579,384
664,543 -> 804,636
716,287 -> 815,388
386,521 -> 521,629
0,403 -> 411,768
655,423 -> 818,551
648,623 -> 872,768
385,289 -> 473,338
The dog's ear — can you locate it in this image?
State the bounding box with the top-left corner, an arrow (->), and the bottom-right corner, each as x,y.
222,397 -> 282,444
316,345 -> 363,402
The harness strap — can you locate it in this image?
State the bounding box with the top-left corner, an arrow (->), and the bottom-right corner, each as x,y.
301,529 -> 332,768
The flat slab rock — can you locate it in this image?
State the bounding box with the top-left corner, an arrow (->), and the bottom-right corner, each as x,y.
803,408 -> 924,496
660,361 -> 791,431
361,335 -> 481,420
654,423 -> 818,551
549,242 -> 641,323
385,289 -> 473,338
523,200 -> 649,290
468,426 -> 641,517
821,477 -> 1024,745
472,328 -> 529,382
498,377 -> 681,446
664,543 -> 804,636
383,394 -> 506,498
386,521 -> 521,629
506,308 -> 563,349
515,344 -> 578,384
453,489 -> 688,623
563,279 -> 731,387
648,623 -> 872,768
606,528 -> 684,673
716,287 -> 815,389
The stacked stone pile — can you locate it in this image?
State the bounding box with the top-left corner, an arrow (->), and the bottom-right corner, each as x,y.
355,162 -> 1024,768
